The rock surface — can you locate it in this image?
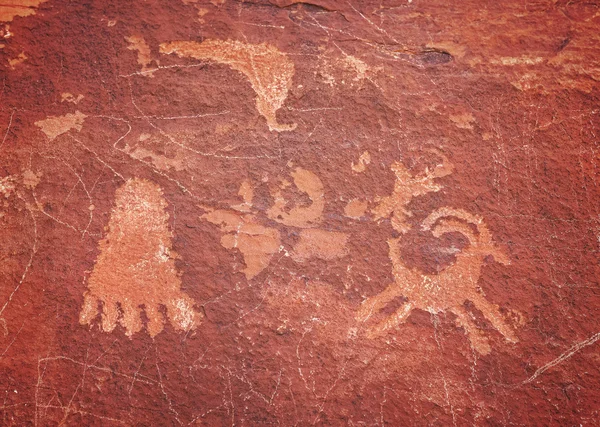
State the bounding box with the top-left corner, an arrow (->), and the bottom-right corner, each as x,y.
0,0 -> 599,425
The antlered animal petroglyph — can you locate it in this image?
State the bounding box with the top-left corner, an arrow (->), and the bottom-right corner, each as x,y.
160,39 -> 296,132
80,178 -> 202,337
372,150 -> 453,233
358,153 -> 517,354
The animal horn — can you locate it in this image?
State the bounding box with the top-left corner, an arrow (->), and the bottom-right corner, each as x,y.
422,207 -> 509,264
421,207 -> 483,232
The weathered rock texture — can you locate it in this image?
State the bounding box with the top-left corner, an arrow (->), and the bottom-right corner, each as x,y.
0,0 -> 599,425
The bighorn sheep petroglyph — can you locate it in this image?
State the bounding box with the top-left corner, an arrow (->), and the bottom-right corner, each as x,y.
357,207 -> 517,354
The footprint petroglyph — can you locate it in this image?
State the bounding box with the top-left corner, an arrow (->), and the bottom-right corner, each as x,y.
79,178 -> 202,337
160,39 -> 296,132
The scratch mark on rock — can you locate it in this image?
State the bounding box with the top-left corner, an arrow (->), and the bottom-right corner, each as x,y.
523,330 -> 600,384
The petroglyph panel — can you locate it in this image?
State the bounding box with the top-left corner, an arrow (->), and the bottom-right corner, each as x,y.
2,1 -> 599,425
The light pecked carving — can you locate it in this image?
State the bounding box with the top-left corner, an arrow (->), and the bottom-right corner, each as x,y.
267,167 -> 325,228
359,152 -> 517,354
160,39 -> 296,132
201,181 -> 281,280
80,178 -> 202,337
372,150 -> 453,233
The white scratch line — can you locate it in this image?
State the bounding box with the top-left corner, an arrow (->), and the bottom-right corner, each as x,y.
523,331 -> 600,384
0,109 -> 14,150
239,21 -> 285,29
0,199 -> 38,318
118,62 -> 205,78
134,111 -> 230,120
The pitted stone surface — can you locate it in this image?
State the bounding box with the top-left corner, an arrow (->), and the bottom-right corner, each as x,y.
0,1 -> 599,425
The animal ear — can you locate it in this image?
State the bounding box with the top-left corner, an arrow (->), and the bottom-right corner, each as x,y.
489,246 -> 510,265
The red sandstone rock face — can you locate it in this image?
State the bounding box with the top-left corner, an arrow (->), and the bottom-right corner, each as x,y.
0,0 -> 599,425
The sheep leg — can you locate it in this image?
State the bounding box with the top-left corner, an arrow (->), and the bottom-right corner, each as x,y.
366,301 -> 414,338
470,293 -> 517,343
452,305 -> 491,355
356,283 -> 402,323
